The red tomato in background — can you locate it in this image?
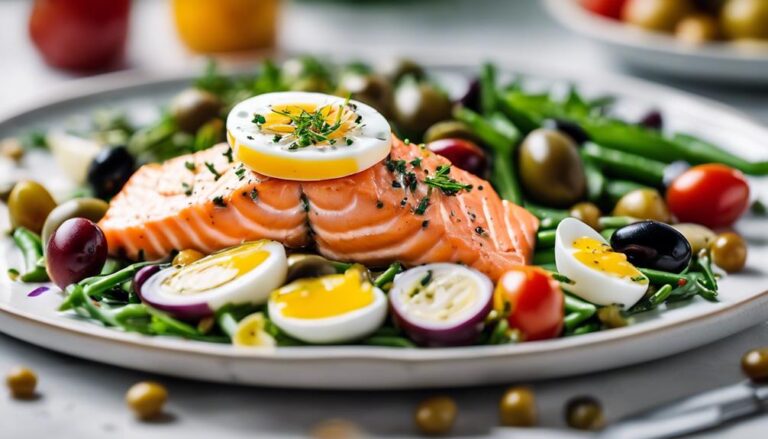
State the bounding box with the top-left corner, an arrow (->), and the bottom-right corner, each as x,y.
29,0 -> 131,71
666,164 -> 750,229
494,266 -> 564,341
581,0 -> 628,19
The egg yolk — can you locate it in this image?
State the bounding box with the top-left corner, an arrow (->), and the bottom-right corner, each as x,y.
271,267 -> 374,319
572,237 -> 647,282
260,102 -> 357,145
163,241 -> 270,294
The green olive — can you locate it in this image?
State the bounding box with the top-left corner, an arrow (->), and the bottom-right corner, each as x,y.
710,232 -> 747,273
41,198 -> 109,245
414,396 -> 457,435
722,0 -> 768,40
672,223 -> 716,254
612,189 -> 671,222
8,180 -> 57,234
126,381 -> 168,420
394,78 -> 453,141
173,249 -> 206,267
565,396 -> 605,431
286,254 -> 339,282
622,0 -> 693,32
381,58 -> 426,84
676,14 -> 721,43
597,305 -> 628,329
424,121 -> 480,144
569,202 -> 602,231
6,366 -> 37,399
337,73 -> 393,117
170,88 -> 222,134
519,129 -> 586,207
499,386 -> 537,427
742,348 -> 768,381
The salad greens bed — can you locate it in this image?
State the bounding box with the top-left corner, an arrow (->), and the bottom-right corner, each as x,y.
5,56 -> 759,348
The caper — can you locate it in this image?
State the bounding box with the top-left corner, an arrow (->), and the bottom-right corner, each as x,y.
612,189 -> 671,223
597,305 -> 628,329
672,223 -> 716,254
172,249 -> 206,267
6,366 -> 37,399
286,254 -> 340,282
41,197 -> 109,245
569,202 -> 602,231
414,396 -> 457,435
382,58 -> 426,84
722,0 -> 768,40
519,129 -> 586,207
499,386 -> 537,427
565,396 -> 605,431
1,138 -> 24,162
742,348 -> 768,381
424,121 -> 479,144
170,88 -> 222,134
394,78 -> 453,141
8,180 -> 57,234
710,232 -> 747,273
125,381 -> 168,420
337,73 -> 393,117
676,14 -> 720,43
310,419 -> 364,439
622,0 -> 693,32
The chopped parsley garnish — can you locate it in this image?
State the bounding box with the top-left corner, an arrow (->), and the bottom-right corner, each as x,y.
345,138 -> 354,146
420,270 -> 433,286
631,275 -> 646,282
235,166 -> 246,180
410,157 -> 422,168
376,200 -> 384,209
268,99 -> 351,149
181,182 -> 193,196
400,198 -> 408,207
250,188 -> 259,200
421,220 -> 429,229
184,161 -> 196,171
223,147 -> 233,163
392,181 -> 402,188
252,114 -> 266,125
204,161 -> 221,180
414,196 -> 430,215
272,134 -> 282,143
425,165 -> 472,195
212,196 -> 226,207
474,226 -> 486,236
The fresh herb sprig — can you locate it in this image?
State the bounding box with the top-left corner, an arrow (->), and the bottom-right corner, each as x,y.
425,165 -> 473,195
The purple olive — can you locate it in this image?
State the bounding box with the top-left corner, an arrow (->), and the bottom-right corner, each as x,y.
458,77 -> 481,111
46,218 -> 107,289
542,118 -> 591,145
639,110 -> 663,131
428,138 -> 488,177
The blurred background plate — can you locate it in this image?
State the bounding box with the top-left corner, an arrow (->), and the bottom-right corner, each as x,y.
544,0 -> 768,83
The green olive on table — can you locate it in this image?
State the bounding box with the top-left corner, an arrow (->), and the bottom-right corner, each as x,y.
565,396 -> 605,431
170,88 -> 222,134
414,396 -> 457,435
676,14 -> 720,43
672,223 -> 716,254
569,202 -> 602,231
41,197 -> 109,246
518,129 -> 586,208
394,78 -> 453,141
6,366 -> 37,399
710,232 -> 747,273
337,73 -> 393,117
612,188 -> 671,223
424,120 -> 479,144
499,386 -> 537,427
721,0 -> 768,40
622,0 -> 693,32
125,381 -> 168,420
8,180 -> 57,234
382,58 -> 426,84
742,347 -> 768,381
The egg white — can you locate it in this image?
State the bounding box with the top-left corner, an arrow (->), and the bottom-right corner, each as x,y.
555,218 -> 648,309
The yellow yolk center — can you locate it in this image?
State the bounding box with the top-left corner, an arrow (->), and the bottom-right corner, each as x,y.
260,103 -> 357,144
271,267 -> 375,319
163,241 -> 269,294
572,237 -> 646,281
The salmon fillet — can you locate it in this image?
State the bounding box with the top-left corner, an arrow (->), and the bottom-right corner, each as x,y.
100,138 -> 538,280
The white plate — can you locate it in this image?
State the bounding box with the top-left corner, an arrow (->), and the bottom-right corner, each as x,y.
544,0 -> 768,83
1,64 -> 767,389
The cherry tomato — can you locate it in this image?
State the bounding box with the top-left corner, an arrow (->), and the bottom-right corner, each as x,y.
29,0 -> 131,71
666,164 -> 750,228
581,0 -> 628,19
494,267 -> 564,341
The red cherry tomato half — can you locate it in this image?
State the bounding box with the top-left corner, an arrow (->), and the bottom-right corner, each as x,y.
494,266 -> 564,341
427,138 -> 488,177
581,0 -> 628,19
29,0 -> 131,71
666,164 -> 750,229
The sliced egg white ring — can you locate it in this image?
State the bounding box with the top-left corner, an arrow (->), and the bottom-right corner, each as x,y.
268,287 -> 387,344
227,92 -> 392,181
138,240 -> 287,319
555,218 -> 649,309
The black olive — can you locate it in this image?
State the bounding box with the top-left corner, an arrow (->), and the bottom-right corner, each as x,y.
639,110 -> 663,131
458,77 -> 481,112
662,160 -> 691,188
610,221 -> 692,273
87,146 -> 135,199
542,119 -> 591,145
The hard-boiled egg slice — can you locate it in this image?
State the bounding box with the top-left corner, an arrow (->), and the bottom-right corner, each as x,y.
137,240 -> 287,320
227,92 -> 392,181
268,266 -> 387,344
555,218 -> 648,308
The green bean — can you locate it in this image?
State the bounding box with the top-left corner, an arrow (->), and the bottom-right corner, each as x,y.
569,322 -> 601,336
526,204 -> 570,223
480,62 -> 498,116
598,216 -> 635,230
100,258 -> 123,276
374,262 -> 401,289
12,227 -> 49,283
649,284 -> 673,306
453,107 -> 517,153
600,228 -> 616,241
582,143 -> 666,186
564,294 -> 597,332
538,263 -> 558,272
216,311 -> 239,339
672,133 -> 768,176
695,252 -> 718,292
580,152 -> 606,202
487,318 -> 510,345
550,272 -> 573,285
639,268 -> 685,286
491,153 -> 523,204
533,249 -> 555,266
605,180 -> 649,203
536,229 -> 556,248
362,336 -> 415,348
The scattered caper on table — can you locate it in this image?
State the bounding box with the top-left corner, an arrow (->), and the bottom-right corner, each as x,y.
742,348 -> 768,381
6,366 -> 37,399
414,396 -> 457,435
565,396 -> 605,431
498,386 -> 537,427
125,381 -> 168,420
